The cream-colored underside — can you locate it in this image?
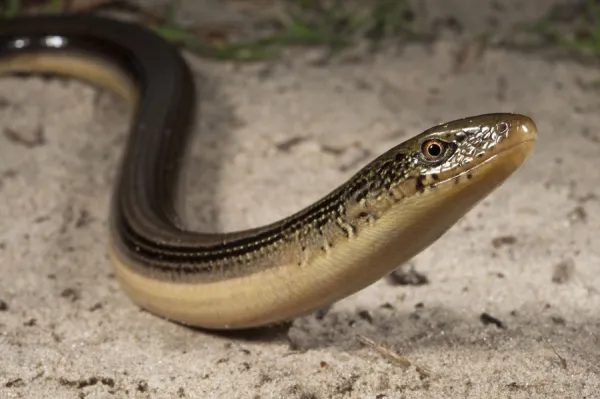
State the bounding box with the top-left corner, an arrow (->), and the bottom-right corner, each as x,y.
0,52 -> 138,105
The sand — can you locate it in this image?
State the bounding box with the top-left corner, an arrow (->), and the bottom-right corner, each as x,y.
1,1 -> 599,398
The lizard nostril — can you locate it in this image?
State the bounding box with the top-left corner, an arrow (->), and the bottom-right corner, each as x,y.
497,121 -> 509,135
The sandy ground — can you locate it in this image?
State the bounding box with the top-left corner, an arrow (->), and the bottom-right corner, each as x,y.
1,2 -> 600,398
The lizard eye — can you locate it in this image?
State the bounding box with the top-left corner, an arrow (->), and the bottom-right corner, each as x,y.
421,139 -> 446,160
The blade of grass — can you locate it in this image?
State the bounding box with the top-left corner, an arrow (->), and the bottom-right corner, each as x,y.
2,0 -> 22,17
43,0 -> 63,13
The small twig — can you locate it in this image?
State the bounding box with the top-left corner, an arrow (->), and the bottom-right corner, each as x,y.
356,334 -> 430,379
546,340 -> 568,369
3,126 -> 46,148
